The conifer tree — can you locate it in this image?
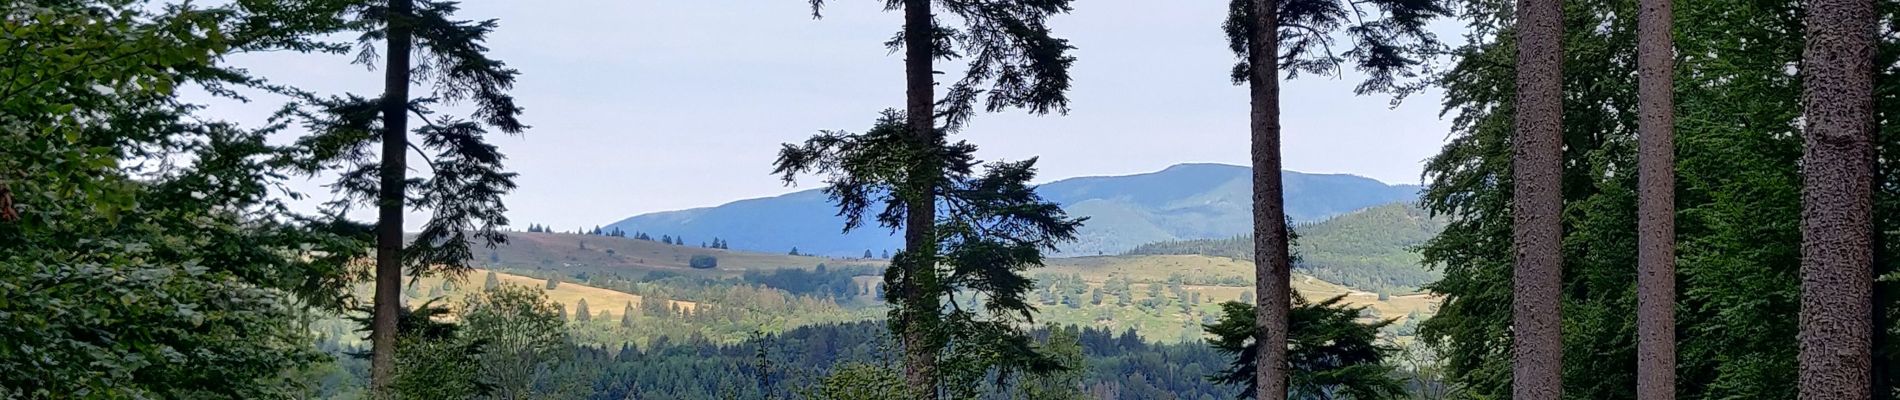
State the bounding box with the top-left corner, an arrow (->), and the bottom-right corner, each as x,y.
1635,0 -> 1677,395
798,1 -> 1079,395
1509,0 -> 1564,397
778,115 -> 1083,397
1222,0 -> 1446,396
1799,0 -> 1875,397
291,0 -> 525,391
485,271 -> 500,290
622,303 -> 636,328
575,298 -> 592,322
1206,296 -> 1404,399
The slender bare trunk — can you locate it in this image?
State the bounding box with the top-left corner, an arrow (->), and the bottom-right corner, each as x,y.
901,0 -> 940,396
1247,0 -> 1289,398
369,0 -> 414,395
1636,0 -> 1675,397
1511,0 -> 1563,397
1798,0 -> 1875,397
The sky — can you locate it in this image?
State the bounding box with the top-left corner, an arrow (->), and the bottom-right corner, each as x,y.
197,0 -> 1458,231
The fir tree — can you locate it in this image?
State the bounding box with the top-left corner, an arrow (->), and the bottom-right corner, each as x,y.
798,0 -> 1080,394
1222,0 -> 1448,395
777,114 -> 1083,397
292,0 -> 526,389
1206,296 -> 1405,399
574,298 -> 591,322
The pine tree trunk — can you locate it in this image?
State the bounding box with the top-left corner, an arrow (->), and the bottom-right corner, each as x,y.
1511,0 -> 1563,397
1798,0 -> 1875,397
1247,0 -> 1290,398
369,0 -> 414,394
1635,0 -> 1675,397
901,0 -> 940,396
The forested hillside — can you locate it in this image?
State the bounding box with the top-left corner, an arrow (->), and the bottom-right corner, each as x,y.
1125,204 -> 1444,291
450,230 -> 1437,343
308,319 -> 1447,399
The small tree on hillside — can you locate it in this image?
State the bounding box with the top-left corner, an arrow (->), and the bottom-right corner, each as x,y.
574,298 -> 591,322
621,303 -> 636,328
485,271 -> 500,290
545,277 -> 559,290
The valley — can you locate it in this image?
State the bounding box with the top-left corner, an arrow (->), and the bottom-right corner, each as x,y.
457,205 -> 1440,345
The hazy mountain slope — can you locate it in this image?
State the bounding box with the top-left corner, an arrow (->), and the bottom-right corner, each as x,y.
603,163 -> 1421,257
1124,203 -> 1446,291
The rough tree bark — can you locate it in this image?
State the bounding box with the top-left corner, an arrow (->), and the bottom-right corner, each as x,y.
1636,0 -> 1675,397
1247,0 -> 1290,398
1511,0 -> 1563,398
900,0 -> 940,396
1798,0 -> 1875,397
369,0 -> 414,394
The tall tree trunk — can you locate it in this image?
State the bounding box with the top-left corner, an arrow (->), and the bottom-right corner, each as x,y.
901,0 -> 940,396
369,0 -> 414,394
1247,0 -> 1290,399
1511,0 -> 1563,397
1798,0 -> 1875,397
1635,0 -> 1675,397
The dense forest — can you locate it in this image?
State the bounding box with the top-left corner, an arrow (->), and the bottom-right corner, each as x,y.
306,321 -> 1253,399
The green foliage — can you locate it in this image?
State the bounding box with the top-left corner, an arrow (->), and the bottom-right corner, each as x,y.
354,300 -> 492,399
1011,327 -> 1088,400
806,0 -> 1077,131
575,298 -> 592,322
808,363 -> 913,400
1412,0 -> 1900,396
0,1 -> 371,396
775,111 -> 1086,394
691,254 -> 720,269
1222,0 -> 1449,94
1204,297 -> 1404,400
291,0 -> 526,278
460,285 -> 570,398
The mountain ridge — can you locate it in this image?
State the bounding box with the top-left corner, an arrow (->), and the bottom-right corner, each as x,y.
604,163 -> 1421,257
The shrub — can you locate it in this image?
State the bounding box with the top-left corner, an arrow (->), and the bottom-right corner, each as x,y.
689,255 -> 719,269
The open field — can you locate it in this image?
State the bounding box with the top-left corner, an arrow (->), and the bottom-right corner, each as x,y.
387,269 -> 699,318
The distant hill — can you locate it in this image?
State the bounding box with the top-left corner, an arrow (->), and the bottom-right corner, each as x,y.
1124,203 -> 1445,291
468,232 -> 1439,342
603,163 -> 1420,257
466,231 -> 884,280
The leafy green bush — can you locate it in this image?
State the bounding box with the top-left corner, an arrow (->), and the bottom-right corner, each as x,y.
689,254 -> 719,269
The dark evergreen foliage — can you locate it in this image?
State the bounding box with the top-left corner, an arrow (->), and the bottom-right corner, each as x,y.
775,112 -> 1085,394
1205,297 -> 1405,399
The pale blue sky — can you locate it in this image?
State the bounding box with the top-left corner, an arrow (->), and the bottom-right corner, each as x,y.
199,0 -> 1458,230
